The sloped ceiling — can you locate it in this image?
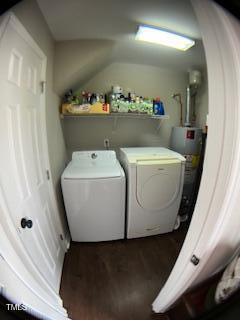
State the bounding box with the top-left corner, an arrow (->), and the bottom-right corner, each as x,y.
36,0 -> 206,95
54,40 -> 115,95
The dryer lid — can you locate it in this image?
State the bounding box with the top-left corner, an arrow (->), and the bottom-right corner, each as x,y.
62,162 -> 122,179
120,147 -> 186,163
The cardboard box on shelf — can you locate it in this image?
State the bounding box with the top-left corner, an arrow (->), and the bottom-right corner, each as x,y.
61,102 -> 110,115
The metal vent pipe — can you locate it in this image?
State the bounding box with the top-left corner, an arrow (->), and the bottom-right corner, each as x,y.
185,86 -> 191,127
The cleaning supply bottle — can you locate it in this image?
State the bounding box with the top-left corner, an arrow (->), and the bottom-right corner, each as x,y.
159,99 -> 165,115
153,97 -> 165,115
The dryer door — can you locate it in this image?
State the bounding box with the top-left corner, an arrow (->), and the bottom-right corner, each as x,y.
136,159 -> 182,211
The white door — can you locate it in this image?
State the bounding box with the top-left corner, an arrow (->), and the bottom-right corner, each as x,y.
0,16 -> 63,290
153,1 -> 240,313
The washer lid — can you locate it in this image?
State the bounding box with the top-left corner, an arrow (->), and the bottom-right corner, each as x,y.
62,162 -> 122,179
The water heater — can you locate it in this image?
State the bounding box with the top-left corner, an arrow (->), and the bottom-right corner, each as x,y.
171,70 -> 203,219
170,126 -> 202,218
171,127 -> 202,155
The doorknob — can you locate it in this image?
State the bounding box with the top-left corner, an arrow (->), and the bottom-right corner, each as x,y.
21,218 -> 33,229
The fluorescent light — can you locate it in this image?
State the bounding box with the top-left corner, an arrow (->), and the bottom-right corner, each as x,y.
135,25 -> 195,51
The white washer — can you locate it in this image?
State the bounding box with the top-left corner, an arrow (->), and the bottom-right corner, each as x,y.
61,151 -> 125,242
119,147 -> 185,239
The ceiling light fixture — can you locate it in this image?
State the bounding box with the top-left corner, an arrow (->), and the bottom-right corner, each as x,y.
135,25 -> 195,51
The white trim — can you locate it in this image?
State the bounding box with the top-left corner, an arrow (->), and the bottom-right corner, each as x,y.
65,231 -> 71,250
153,0 -> 240,312
0,244 -> 69,320
4,13 -> 46,60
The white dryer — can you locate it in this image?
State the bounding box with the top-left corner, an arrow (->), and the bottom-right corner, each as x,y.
61,151 -> 125,242
119,147 -> 185,238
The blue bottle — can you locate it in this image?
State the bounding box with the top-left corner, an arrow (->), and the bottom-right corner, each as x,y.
153,97 -> 165,115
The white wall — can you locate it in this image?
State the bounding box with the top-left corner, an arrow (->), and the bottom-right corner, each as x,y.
11,0 -> 68,235
63,62 -> 190,156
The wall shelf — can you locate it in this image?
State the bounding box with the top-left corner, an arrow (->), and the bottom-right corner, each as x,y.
60,113 -> 169,132
60,113 -> 169,119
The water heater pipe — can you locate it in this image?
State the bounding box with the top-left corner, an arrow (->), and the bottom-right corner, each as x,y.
185,86 -> 191,127
172,93 -> 183,127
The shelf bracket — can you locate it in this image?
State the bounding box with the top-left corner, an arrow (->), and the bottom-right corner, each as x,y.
112,116 -> 118,133
155,119 -> 163,132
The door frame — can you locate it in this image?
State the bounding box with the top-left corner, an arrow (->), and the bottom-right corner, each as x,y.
153,0 -> 240,312
0,12 -> 68,319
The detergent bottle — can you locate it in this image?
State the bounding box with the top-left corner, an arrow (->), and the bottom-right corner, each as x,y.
153,97 -> 165,115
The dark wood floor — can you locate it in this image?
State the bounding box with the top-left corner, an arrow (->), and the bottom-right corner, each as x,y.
60,226 -> 187,320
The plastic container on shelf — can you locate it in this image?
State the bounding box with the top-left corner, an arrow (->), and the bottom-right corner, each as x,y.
153,97 -> 165,115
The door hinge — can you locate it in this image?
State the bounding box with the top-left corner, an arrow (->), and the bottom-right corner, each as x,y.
40,81 -> 46,93
46,170 -> 50,180
191,255 -> 200,266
